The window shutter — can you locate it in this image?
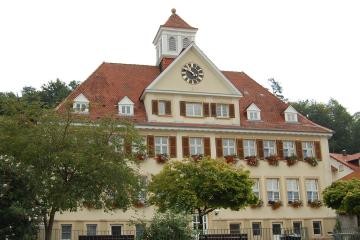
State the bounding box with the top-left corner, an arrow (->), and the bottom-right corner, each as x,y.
203,103 -> 210,117
169,136 -> 177,158
315,141 -> 322,160
180,101 -> 186,116
236,139 -> 244,159
276,140 -> 283,158
147,135 -> 154,157
204,137 -> 211,157
152,100 -> 158,115
256,139 -> 264,159
182,136 -> 189,158
229,104 -> 235,118
215,138 -> 223,158
295,141 -> 303,160
165,101 -> 172,115
210,103 -> 217,117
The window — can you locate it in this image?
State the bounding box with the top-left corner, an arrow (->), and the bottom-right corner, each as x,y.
61,224 -> 72,240
248,110 -> 260,120
229,224 -> 240,234
305,179 -> 319,202
285,112 -> 298,122
267,179 -> 280,202
135,224 -> 145,239
252,179 -> 260,199
243,140 -> 256,157
86,224 -> 97,236
192,214 -> 208,230
252,222 -> 262,236
286,179 -> 300,202
168,36 -> 177,51
302,142 -> 314,158
222,139 -> 235,156
155,137 -> 168,155
283,141 -> 296,157
73,102 -> 89,113
293,222 -> 302,236
312,221 -> 322,235
263,140 -> 276,158
120,105 -> 133,116
138,176 -> 148,203
186,103 -> 202,117
183,37 -> 190,48
158,101 -> 166,115
190,137 -> 204,155
109,135 -> 124,153
216,104 -> 229,118
111,225 -> 122,236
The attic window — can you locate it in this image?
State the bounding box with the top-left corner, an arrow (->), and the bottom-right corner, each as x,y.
118,96 -> 134,116
168,36 -> 177,51
246,103 -> 261,121
284,105 -> 298,123
183,37 -> 190,48
73,94 -> 89,114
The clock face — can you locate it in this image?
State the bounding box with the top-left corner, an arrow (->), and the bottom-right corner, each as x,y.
181,63 -> 204,84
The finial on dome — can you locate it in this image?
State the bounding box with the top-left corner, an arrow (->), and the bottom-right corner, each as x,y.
171,8 -> 176,14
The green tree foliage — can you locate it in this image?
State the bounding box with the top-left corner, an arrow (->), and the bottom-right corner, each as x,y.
141,211 -> 193,240
148,158 -> 256,230
39,79 -> 79,108
292,99 -> 356,153
323,179 -> 360,215
268,78 -> 287,101
0,103 -> 142,240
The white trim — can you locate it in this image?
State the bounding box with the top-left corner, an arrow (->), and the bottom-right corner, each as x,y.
153,27 -> 197,44
144,89 -> 240,98
134,124 -> 333,137
118,96 -> 134,105
73,93 -> 89,103
141,42 -> 242,99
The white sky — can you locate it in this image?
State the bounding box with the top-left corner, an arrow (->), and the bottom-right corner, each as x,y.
0,0 -> 359,114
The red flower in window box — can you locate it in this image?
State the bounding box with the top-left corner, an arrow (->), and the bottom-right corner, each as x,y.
268,200 -> 282,210
266,155 -> 279,166
224,155 -> 237,164
136,153 -> 146,161
308,200 -> 322,208
304,157 -> 318,167
288,200 -> 303,208
155,154 -> 169,164
285,155 -> 298,166
191,154 -> 203,161
245,156 -> 259,167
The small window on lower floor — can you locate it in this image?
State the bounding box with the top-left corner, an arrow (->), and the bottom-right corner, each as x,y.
86,224 -> 97,236
111,225 -> 122,236
312,221 -> 322,235
229,223 -> 240,234
252,222 -> 262,236
293,221 -> 302,235
61,224 -> 72,240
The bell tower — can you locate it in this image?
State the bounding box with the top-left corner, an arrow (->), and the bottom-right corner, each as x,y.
153,9 -> 198,70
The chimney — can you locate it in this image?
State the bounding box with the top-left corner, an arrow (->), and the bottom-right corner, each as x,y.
342,149 -> 347,156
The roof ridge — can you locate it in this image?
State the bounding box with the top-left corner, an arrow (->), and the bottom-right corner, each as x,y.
103,62 -> 157,68
161,9 -> 197,29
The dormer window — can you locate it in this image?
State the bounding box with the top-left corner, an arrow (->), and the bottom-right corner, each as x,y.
284,105 -> 298,123
168,36 -> 177,51
183,37 -> 190,48
246,103 -> 261,121
73,93 -> 89,113
118,96 -> 134,116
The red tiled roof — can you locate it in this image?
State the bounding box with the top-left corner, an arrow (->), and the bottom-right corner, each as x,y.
57,62 -> 332,134
330,153 -> 359,171
161,9 -> 197,29
340,169 -> 360,180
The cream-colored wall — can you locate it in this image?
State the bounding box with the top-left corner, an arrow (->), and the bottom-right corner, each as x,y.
330,158 -> 354,181
54,130 -> 336,238
144,93 -> 240,125
150,48 -> 237,95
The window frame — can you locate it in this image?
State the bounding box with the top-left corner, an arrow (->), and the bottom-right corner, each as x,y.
302,141 -> 315,158
286,179 -> 300,202
285,112 -> 298,122
154,136 -> 169,155
86,224 -> 97,236
248,110 -> 260,121
222,139 -> 236,156
168,36 -> 177,51
305,179 -> 319,202
216,104 -> 229,118
292,221 -> 303,236
111,225 -> 122,236
263,140 -> 276,158
158,100 -> 166,116
189,137 -> 204,155
266,178 -> 280,202
243,140 -> 256,157
312,221 -> 322,236
252,178 -> 260,199
61,224 -> 72,240
192,214 -> 208,230
185,102 -> 203,117
73,102 -> 89,113
283,141 -> 296,157
252,222 -> 262,236
229,223 -> 241,234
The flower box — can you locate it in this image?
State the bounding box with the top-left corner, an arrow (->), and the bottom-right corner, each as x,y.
250,199 -> 263,208
136,153 -> 146,161
304,157 -> 318,167
266,155 -> 279,166
285,155 -> 298,166
268,200 -> 282,210
134,200 -> 145,208
245,156 -> 259,167
191,154 -> 203,161
224,155 -> 237,164
308,200 -> 322,208
155,154 -> 169,164
288,200 -> 303,208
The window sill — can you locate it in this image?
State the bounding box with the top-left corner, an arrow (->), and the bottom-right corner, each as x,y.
156,114 -> 173,117
184,115 -> 204,118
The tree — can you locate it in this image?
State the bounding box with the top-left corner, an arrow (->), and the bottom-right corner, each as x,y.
323,179 -> 360,215
0,103 -> 143,240
148,158 -> 256,231
268,78 -> 287,101
39,79 -> 73,108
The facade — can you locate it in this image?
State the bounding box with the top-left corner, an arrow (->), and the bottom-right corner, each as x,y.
55,9 -> 336,240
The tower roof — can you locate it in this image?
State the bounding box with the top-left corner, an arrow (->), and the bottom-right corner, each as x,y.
161,8 -> 197,29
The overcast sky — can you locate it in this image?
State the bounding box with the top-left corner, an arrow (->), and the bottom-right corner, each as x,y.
0,0 -> 359,114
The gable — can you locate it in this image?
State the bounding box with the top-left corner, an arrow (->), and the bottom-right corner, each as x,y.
143,44 -> 242,98
73,93 -> 89,103
284,105 -> 298,114
247,103 -> 260,111
118,96 -> 134,105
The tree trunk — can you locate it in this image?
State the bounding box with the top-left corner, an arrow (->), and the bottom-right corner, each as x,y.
198,209 -> 204,233
44,209 -> 56,240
